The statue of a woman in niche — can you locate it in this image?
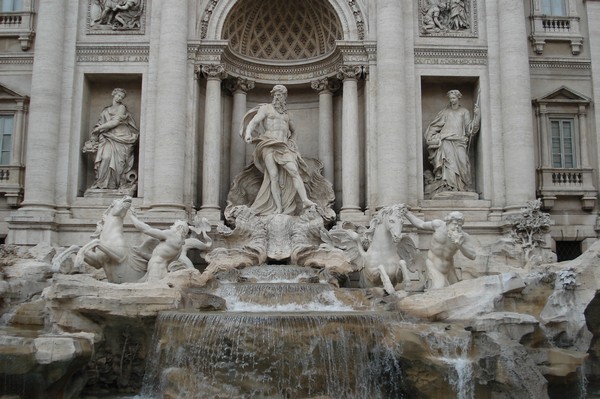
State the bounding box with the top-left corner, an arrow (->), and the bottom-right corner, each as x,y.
83,88 -> 139,194
424,89 -> 480,197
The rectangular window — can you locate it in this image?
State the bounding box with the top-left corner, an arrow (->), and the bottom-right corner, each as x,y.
0,115 -> 13,165
0,0 -> 22,12
542,0 -> 566,16
551,118 -> 575,168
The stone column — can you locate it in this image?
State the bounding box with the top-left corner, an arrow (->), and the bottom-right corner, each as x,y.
19,0 -> 66,210
585,0 -> 600,192
337,66 -> 364,220
538,105 -> 550,168
12,100 -> 26,166
199,64 -> 227,221
498,0 -> 536,210
376,0 -> 407,206
151,0 -> 189,212
311,77 -> 337,185
578,105 -> 590,168
227,78 -> 255,181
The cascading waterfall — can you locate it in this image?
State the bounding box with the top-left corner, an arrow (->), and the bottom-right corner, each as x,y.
141,312 -> 406,398
421,328 -> 474,399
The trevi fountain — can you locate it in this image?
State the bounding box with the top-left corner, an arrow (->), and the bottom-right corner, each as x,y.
0,83 -> 599,399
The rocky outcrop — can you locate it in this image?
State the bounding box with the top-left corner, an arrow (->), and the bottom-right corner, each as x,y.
0,332 -> 93,399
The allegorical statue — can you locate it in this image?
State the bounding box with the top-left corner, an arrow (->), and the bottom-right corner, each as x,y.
405,210 -> 477,289
225,84 -> 335,222
424,89 -> 480,195
83,88 -> 139,193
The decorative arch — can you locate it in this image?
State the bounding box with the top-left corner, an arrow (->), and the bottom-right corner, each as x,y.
197,0 -> 366,42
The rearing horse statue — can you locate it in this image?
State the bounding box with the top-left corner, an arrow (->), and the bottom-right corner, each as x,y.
53,196 -> 153,283
321,204 -> 418,293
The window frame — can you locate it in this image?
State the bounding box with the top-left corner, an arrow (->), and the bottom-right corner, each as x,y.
0,114 -> 14,165
529,0 -> 583,55
549,116 -> 577,169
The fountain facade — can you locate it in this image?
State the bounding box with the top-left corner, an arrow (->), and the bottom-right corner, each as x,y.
1,1 -> 600,398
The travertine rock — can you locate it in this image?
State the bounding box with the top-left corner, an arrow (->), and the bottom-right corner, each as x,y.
395,272 -> 525,320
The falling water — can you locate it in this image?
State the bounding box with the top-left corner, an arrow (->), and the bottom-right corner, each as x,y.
140,311 -> 406,398
214,283 -> 355,312
421,328 -> 474,399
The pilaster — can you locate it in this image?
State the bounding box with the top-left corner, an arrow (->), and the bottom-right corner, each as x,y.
376,0 -> 407,207
150,0 -> 189,215
498,0 -> 536,211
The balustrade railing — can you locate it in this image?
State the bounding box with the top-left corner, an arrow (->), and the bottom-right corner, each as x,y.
537,167 -> 597,210
0,10 -> 34,50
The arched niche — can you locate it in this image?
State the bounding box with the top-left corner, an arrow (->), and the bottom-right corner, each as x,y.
197,0 -> 366,42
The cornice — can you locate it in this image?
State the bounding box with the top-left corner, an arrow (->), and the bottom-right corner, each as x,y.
414,47 -> 487,65
76,44 -> 149,63
0,53 -> 33,65
529,57 -> 591,69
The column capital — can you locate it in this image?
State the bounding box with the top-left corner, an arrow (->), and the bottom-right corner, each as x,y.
337,65 -> 368,81
197,64 -> 227,80
224,77 -> 255,94
311,77 -> 341,94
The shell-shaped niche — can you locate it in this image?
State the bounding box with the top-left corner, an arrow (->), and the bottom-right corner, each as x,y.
222,0 -> 343,61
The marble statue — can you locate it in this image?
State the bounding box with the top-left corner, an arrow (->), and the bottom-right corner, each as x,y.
321,204 -> 418,294
130,211 -> 212,282
52,197 -> 212,284
424,89 -> 480,196
241,85 -> 318,216
52,196 -> 151,283
405,210 -> 477,289
91,0 -> 144,30
83,88 -> 139,194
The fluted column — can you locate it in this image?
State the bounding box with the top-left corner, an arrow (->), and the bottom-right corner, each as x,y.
227,78 -> 255,181
311,78 -> 338,185
498,0 -> 536,209
20,0 -> 66,210
151,0 -> 189,211
199,64 -> 226,221
376,0 -> 407,206
337,66 -> 364,219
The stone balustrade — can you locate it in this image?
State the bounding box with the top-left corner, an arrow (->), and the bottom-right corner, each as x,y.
0,10 -> 34,50
537,167 -> 597,210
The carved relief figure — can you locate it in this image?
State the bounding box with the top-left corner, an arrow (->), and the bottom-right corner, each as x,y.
242,85 -> 317,215
83,88 -> 139,193
424,89 -> 480,195
90,0 -> 143,31
420,0 -> 472,35
448,0 -> 469,31
421,2 -> 446,33
405,210 -> 477,289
